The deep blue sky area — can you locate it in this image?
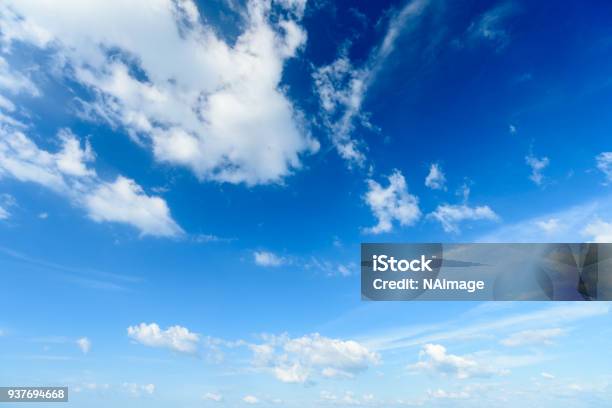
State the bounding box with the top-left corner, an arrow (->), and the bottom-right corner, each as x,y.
1,0 -> 612,407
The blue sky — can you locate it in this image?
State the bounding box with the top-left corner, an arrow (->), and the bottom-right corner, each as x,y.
1,0 -> 612,406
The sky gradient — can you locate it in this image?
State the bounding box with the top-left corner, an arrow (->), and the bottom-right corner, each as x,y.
1,0 -> 612,407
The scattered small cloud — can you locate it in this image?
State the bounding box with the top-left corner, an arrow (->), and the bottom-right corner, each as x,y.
541,372 -> 555,380
127,322 -> 199,354
526,154 -> 549,185
509,124 -> 517,134
0,193 -> 16,220
192,233 -> 234,244
122,383 -> 155,397
427,388 -> 470,400
253,251 -> 286,267
596,152 -> 612,184
250,333 -> 380,384
243,395 -> 259,404
428,204 -> 499,233
363,169 -> 421,234
535,218 -> 560,234
425,163 -> 446,190
410,343 -> 506,379
76,337 -> 91,354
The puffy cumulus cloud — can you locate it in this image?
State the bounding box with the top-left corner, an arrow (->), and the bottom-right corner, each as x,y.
253,250 -> 286,267
500,328 -> 565,347
0,0 -> 319,186
122,383 -> 155,397
76,337 -> 91,354
85,177 -> 182,237
596,152 -> 612,183
428,203 -> 498,233
525,154 -> 549,185
243,395 -> 259,404
363,169 -> 421,234
582,219 -> 612,243
424,163 -> 446,190
250,333 -> 380,384
0,123 -> 182,237
127,322 -> 200,354
410,344 -> 504,379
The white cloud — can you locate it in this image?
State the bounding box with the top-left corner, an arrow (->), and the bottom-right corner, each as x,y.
0,194 -> 16,220
203,392 -> 223,402
410,344 -> 504,379
55,130 -> 95,177
319,390 -> 377,405
127,322 -> 200,354
428,203 -> 498,233
596,152 -> 612,183
0,56 -> 39,96
250,333 -> 380,384
500,328 -> 565,347
424,163 -> 446,190
535,218 -> 560,233
84,177 -> 182,237
428,388 -> 470,400
0,205 -> 8,220
582,219 -> 612,242
274,362 -> 310,383
364,303 -> 609,353
76,337 -> 91,354
509,124 -> 517,134
122,383 -> 155,397
243,395 -> 259,404
525,154 -> 549,185
363,169 -> 421,234
541,372 -> 555,379
253,250 -> 286,267
0,0 -> 319,186
479,198 -> 612,243
466,2 -> 519,50
313,0 -> 430,167
0,122 -> 182,237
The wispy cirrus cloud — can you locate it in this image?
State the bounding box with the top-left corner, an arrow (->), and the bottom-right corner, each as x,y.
313,0 -> 431,167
